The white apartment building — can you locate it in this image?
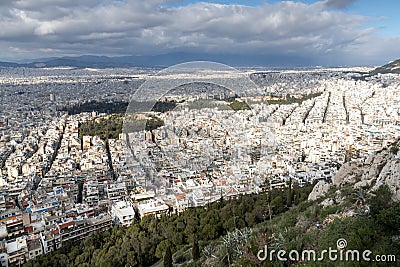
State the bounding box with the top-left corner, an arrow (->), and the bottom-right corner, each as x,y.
111,201 -> 135,227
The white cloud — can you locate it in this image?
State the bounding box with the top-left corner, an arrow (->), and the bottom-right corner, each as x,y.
0,0 -> 398,65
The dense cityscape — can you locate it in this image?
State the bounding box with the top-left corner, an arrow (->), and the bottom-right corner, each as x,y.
0,64 -> 399,266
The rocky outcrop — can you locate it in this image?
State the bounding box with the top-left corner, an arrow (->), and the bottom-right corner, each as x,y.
332,161 -> 361,186
363,148 -> 390,180
311,139 -> 400,202
372,157 -> 400,201
308,180 -> 331,201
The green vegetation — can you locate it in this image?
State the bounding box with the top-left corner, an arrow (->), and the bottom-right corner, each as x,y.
192,238 -> 200,261
24,184 -> 313,267
267,92 -> 323,105
163,245 -> 173,267
61,100 -> 128,115
61,100 -> 178,116
390,144 -> 399,155
223,95 -> 251,111
145,115 -> 164,131
228,100 -> 251,111
79,114 -> 164,141
192,185 -> 399,267
152,100 -> 178,113
79,114 -> 123,141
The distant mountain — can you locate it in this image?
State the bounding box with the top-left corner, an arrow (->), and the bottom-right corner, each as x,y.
0,53 -> 314,69
370,58 -> 400,75
0,61 -> 21,67
26,56 -> 137,69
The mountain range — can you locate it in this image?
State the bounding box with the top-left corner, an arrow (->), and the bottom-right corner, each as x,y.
0,53 -> 316,69
0,54 -> 399,73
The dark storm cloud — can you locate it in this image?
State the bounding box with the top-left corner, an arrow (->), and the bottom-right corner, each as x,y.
324,0 -> 357,9
0,0 -> 397,65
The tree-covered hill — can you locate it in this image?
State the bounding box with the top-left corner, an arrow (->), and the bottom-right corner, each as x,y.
185,185 -> 399,267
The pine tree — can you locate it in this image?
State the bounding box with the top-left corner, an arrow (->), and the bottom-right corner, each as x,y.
286,176 -> 293,207
192,237 -> 200,261
163,245 -> 173,267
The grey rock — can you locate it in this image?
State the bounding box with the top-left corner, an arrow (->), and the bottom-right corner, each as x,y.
308,180 -> 331,201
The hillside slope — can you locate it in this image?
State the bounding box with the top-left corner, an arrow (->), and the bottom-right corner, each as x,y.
370,59 -> 400,75
181,140 -> 400,266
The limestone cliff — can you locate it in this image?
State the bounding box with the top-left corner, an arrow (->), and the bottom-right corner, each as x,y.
309,139 -> 400,201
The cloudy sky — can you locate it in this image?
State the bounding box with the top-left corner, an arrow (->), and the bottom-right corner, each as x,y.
0,0 -> 399,66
